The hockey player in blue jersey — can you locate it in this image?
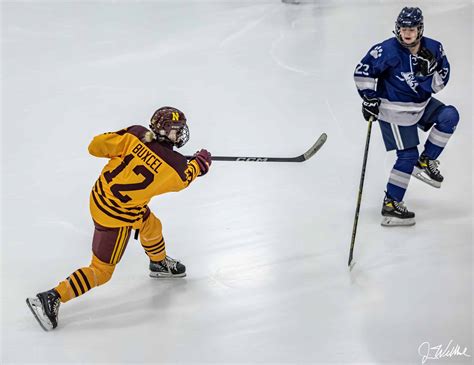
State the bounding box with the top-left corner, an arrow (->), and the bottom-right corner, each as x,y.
354,7 -> 459,226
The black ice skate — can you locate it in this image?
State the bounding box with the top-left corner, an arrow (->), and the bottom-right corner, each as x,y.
412,154 -> 444,188
26,289 -> 61,331
149,256 -> 186,278
381,194 -> 415,227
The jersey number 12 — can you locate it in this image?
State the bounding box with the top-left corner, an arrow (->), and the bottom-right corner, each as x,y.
104,154 -> 154,203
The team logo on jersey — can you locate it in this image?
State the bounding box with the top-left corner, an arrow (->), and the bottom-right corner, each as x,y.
396,72 -> 418,93
370,46 -> 383,59
172,112 -> 179,121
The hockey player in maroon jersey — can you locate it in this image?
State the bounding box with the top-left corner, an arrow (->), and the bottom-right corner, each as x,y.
26,106 -> 212,331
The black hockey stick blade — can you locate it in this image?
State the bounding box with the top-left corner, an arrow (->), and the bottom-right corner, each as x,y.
185,133 -> 327,162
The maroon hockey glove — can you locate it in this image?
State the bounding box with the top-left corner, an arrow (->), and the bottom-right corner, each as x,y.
193,149 -> 212,176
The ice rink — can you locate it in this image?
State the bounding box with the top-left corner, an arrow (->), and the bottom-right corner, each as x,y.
1,0 -> 472,364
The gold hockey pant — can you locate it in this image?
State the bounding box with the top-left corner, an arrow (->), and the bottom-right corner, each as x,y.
55,209 -> 167,303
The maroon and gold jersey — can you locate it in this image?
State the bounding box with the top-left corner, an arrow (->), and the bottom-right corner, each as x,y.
88,125 -> 201,228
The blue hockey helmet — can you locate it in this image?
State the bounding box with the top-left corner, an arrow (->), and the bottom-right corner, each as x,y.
394,7 -> 424,47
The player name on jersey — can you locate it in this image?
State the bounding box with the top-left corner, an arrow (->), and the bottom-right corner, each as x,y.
132,143 -> 163,173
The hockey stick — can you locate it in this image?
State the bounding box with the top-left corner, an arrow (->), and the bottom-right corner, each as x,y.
348,117 -> 373,270
185,133 -> 327,162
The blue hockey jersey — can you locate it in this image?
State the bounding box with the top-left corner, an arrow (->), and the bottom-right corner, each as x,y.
354,37 -> 450,126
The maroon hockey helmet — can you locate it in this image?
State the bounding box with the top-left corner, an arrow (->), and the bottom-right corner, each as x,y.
150,106 -> 189,148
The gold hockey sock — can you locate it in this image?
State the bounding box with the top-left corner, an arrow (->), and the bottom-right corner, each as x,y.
54,254 -> 115,303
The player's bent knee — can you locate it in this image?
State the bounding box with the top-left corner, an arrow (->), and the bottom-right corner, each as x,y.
140,212 -> 163,244
439,105 -> 459,130
90,254 -> 116,286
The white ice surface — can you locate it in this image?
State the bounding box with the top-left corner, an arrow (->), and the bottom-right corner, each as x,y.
1,1 -> 472,364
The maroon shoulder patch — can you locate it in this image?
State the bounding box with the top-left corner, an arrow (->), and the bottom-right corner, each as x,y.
126,125 -> 148,139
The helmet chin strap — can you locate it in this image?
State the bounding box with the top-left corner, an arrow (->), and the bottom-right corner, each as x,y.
405,39 -> 420,48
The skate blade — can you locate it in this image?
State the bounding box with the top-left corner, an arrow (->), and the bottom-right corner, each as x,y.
381,216 -> 416,227
412,167 -> 441,188
26,297 -> 53,331
149,271 -> 186,279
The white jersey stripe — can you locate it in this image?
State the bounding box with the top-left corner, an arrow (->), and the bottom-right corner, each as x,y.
354,76 -> 377,91
378,98 -> 430,126
431,71 -> 446,93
